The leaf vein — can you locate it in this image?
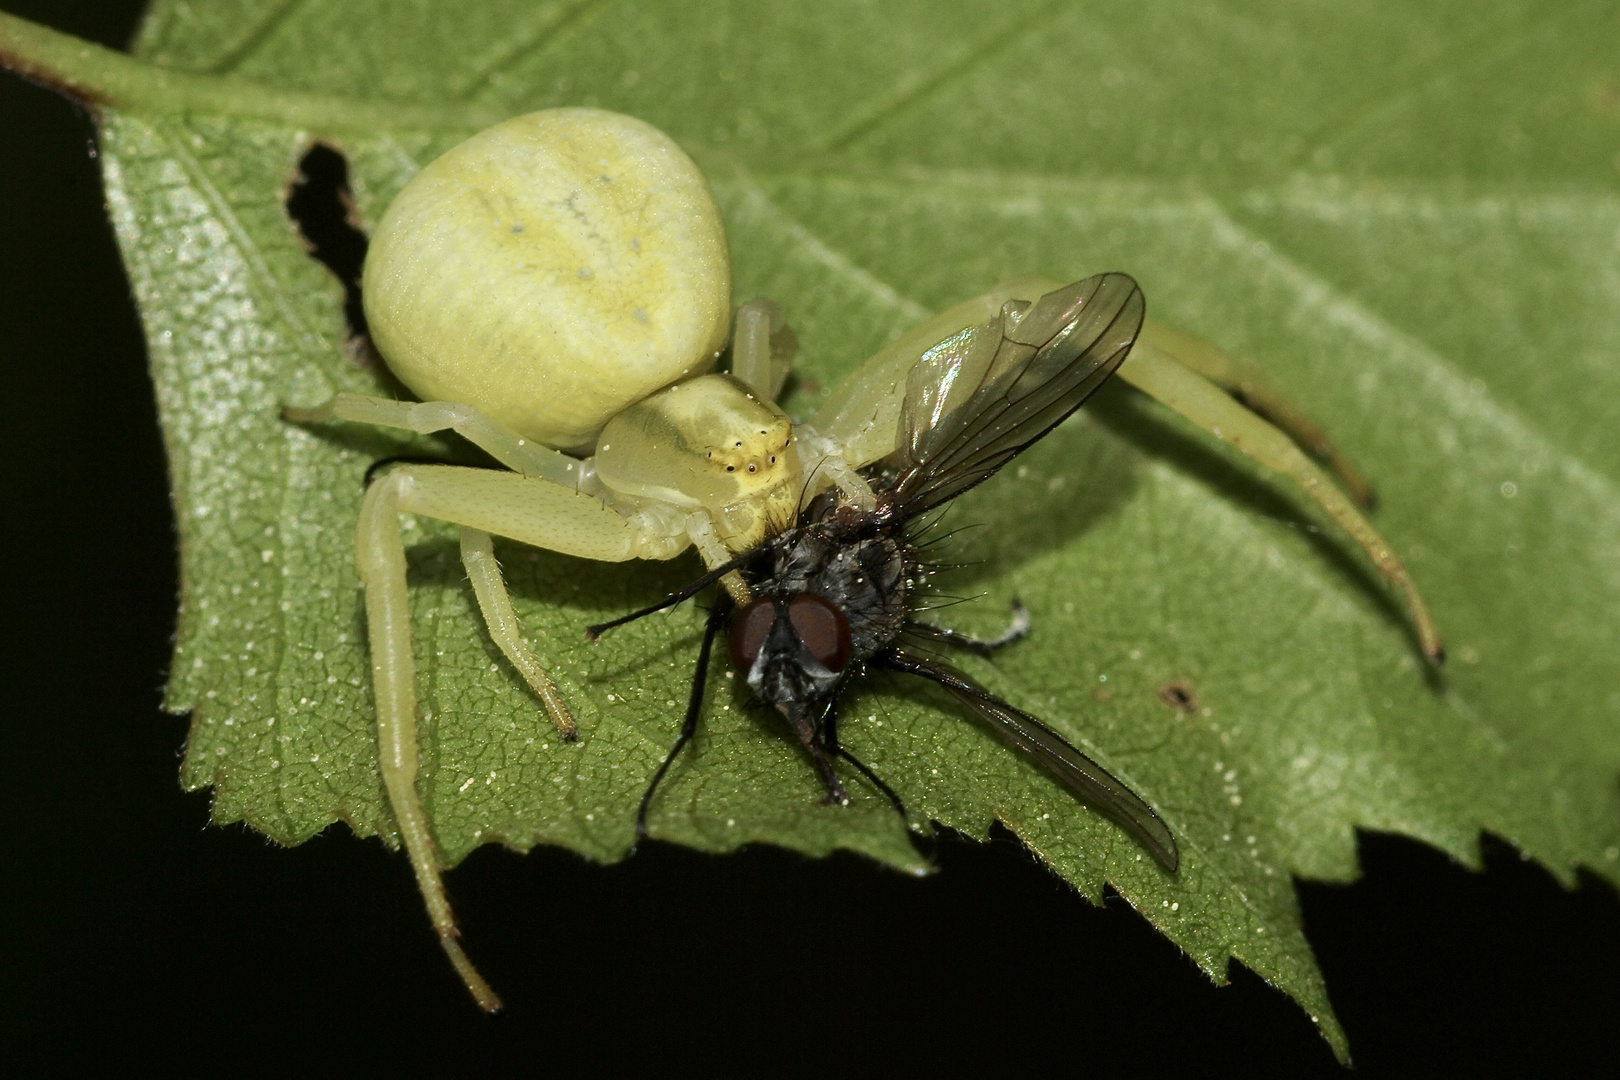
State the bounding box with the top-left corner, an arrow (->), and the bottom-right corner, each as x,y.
811,0 -> 1066,155
202,0 -> 310,76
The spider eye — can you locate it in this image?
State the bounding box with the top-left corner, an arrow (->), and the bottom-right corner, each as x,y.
729,598 -> 776,671
787,594 -> 851,672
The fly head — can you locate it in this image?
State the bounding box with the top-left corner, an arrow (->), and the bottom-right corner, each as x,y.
729,519 -> 908,725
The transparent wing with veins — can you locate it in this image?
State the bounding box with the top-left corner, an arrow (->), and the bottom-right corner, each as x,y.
888,272 -> 1144,519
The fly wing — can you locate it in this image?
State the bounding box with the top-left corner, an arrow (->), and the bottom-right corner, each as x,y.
947,681 -> 1180,871
889,273 -> 1144,518
879,649 -> 1179,871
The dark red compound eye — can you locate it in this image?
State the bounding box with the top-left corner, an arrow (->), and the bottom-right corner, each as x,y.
787,594 -> 852,672
729,597 -> 776,671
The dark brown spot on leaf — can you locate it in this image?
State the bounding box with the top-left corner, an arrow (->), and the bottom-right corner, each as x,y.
1158,680 -> 1199,713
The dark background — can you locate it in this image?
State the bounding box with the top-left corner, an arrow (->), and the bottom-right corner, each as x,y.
3,2 -> 1617,1074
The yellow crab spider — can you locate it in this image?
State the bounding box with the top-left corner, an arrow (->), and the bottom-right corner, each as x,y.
285,108 -> 1441,1012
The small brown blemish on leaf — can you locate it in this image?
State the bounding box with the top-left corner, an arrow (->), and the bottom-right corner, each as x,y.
1589,77 -> 1620,117
1157,679 -> 1198,713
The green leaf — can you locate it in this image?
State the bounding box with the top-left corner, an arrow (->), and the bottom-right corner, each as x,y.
7,0 -> 1619,1056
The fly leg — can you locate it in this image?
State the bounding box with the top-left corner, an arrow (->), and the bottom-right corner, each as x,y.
907,599 -> 1031,658
819,698 -> 908,822
787,704 -> 849,805
637,602 -> 730,841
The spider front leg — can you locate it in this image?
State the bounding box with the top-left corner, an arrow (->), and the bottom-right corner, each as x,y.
1116,333 -> 1445,663
1136,319 -> 1377,508
355,469 -> 500,1012
459,525 -> 576,740
289,395 -> 607,734
811,275 -> 1443,664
